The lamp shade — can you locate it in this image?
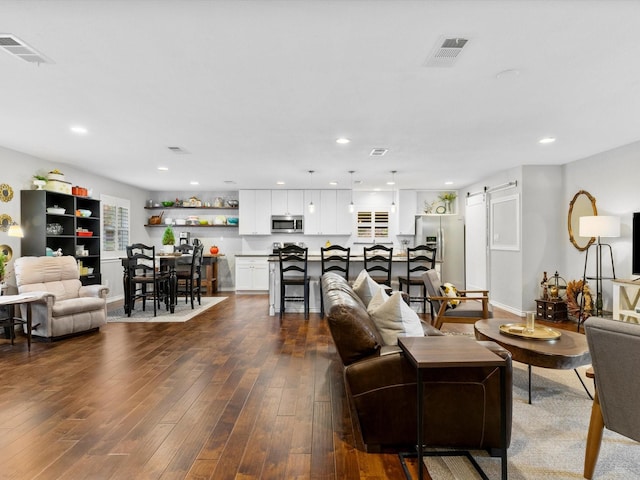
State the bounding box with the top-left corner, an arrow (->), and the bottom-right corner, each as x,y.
8,222 -> 24,238
579,215 -> 620,238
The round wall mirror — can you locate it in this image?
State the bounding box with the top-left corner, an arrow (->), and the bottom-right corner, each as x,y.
568,190 -> 597,251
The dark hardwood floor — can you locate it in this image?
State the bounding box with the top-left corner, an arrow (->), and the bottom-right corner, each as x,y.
0,293 -> 569,479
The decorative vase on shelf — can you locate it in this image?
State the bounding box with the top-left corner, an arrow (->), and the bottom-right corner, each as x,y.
444,200 -> 451,214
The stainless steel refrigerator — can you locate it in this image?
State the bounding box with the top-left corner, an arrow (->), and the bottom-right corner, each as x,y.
414,214 -> 465,286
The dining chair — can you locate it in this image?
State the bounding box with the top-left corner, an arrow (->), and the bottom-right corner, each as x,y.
176,243 -> 204,309
363,244 -> 393,287
320,245 -> 350,317
279,244 -> 310,319
397,245 -> 436,313
583,316 -> 640,479
126,243 -> 168,317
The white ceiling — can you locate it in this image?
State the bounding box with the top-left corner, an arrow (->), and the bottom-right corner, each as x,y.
2,0 -> 640,192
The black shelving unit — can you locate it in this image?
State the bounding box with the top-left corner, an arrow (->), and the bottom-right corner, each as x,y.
21,190 -> 102,285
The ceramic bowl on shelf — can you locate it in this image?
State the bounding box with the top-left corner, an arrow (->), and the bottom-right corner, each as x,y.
226,199 -> 239,208
162,201 -> 175,207
213,215 -> 227,225
226,217 -> 239,225
46,207 -> 65,214
77,209 -> 92,217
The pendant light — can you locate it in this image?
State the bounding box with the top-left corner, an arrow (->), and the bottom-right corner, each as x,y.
308,170 -> 315,213
348,170 -> 355,213
389,170 -> 397,213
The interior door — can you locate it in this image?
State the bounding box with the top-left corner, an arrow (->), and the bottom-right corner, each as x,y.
464,193 -> 488,291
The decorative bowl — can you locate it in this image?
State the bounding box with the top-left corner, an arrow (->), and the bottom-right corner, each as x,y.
162,201 -> 175,207
46,223 -> 63,235
226,199 -> 239,208
226,216 -> 239,225
213,215 -> 227,225
46,207 -> 65,214
77,209 -> 92,217
77,231 -> 93,237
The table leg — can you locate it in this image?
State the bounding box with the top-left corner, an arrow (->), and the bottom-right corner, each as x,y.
500,365 -> 508,480
528,364 -> 532,404
169,266 -> 177,313
26,302 -> 32,351
417,368 -> 424,480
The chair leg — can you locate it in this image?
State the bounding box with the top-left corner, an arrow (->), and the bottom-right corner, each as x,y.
320,282 -> 324,318
280,284 -> 285,318
584,391 -> 605,479
304,281 -> 309,320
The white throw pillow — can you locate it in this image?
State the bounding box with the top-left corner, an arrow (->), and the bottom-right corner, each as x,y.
368,291 -> 425,345
353,269 -> 381,307
366,285 -> 389,312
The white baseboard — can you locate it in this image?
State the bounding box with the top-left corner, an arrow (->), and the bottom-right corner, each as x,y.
490,300 -> 524,317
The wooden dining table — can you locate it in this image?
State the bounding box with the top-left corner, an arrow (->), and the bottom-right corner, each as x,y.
121,253 -> 192,314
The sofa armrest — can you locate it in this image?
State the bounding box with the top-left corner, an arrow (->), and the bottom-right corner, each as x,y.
79,284 -> 109,299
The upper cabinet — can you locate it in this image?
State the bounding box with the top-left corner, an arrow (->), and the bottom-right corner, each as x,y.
271,190 -> 304,216
304,190 -> 352,235
397,190 -> 417,235
239,190 -> 272,235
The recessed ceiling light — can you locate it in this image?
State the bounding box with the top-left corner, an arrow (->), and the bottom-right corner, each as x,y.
276,181 -> 285,185
190,181 -> 199,185
445,181 -> 453,185
224,180 -> 236,184
386,180 -> 395,186
157,166 -> 169,171
329,181 -> 338,186
336,137 -> 350,144
496,69 -> 520,79
539,136 -> 556,144
70,125 -> 88,135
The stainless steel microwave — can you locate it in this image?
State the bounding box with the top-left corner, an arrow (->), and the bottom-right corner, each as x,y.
271,215 -> 304,233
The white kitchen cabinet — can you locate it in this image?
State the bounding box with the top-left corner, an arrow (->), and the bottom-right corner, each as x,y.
303,190 -> 321,234
335,190 -> 353,234
271,190 -> 304,216
235,256 -> 269,291
239,190 -> 272,235
398,189 -> 418,235
304,190 -> 352,235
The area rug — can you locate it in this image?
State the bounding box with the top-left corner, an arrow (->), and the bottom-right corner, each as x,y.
422,363 -> 640,479
107,296 -> 227,323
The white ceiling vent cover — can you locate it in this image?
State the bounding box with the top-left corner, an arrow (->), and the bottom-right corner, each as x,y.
167,146 -> 190,154
370,148 -> 388,157
0,34 -> 53,64
424,36 -> 470,67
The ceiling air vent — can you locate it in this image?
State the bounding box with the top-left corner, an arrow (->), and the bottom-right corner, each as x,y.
370,148 -> 388,157
424,36 -> 470,68
0,34 -> 53,64
167,146 -> 190,154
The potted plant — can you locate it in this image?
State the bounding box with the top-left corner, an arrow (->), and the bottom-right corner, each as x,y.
0,252 -> 5,283
162,226 -> 175,254
33,174 -> 47,190
438,192 -> 457,213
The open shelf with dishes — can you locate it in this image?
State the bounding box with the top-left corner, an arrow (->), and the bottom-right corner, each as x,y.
21,190 -> 102,285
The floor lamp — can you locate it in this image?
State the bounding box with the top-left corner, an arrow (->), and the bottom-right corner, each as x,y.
579,215 -> 620,323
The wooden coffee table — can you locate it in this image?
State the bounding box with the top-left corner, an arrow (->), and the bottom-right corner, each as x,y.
474,318 -> 592,404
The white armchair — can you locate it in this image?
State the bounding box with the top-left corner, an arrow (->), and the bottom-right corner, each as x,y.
14,256 -> 109,339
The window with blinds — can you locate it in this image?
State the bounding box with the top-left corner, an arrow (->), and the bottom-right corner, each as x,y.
357,210 -> 389,240
101,195 -> 130,258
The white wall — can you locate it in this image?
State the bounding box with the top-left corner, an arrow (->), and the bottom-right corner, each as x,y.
561,140 -> 640,312
0,145 -> 150,298
462,165 -> 563,315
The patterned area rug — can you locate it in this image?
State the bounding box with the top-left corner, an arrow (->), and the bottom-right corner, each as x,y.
107,296 -> 227,323
423,363 -> 640,479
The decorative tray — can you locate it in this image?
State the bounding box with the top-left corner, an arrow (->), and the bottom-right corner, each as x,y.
499,323 -> 561,340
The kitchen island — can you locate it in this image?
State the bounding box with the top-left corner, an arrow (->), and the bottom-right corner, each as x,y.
267,254 -> 441,316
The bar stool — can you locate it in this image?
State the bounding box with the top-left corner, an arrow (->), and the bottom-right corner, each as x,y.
363,244 -> 393,287
320,245 -> 350,317
279,244 -> 310,319
397,245 -> 436,313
